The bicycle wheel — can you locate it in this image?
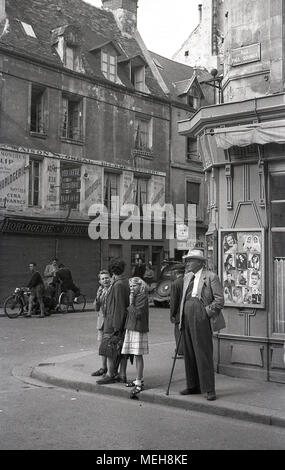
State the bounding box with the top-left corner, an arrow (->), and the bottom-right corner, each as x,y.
4,296 -> 23,318
73,294 -> 86,312
58,292 -> 73,313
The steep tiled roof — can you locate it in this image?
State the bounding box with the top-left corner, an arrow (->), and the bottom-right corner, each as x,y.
1,0 -> 164,97
150,51 -> 211,100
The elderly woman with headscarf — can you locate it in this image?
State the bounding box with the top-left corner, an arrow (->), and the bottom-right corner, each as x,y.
121,277 -> 149,398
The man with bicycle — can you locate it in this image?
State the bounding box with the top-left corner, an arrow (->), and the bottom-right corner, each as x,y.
26,262 -> 45,318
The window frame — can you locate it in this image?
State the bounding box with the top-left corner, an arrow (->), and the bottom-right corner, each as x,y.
61,94 -> 84,142
134,115 -> 153,152
30,84 -> 47,135
270,170 -> 285,335
185,178 -> 203,222
101,51 -> 117,83
28,158 -> 41,207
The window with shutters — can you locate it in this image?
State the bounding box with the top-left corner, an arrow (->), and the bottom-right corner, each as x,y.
61,94 -> 83,141
134,116 -> 152,152
104,172 -> 120,213
30,85 -> 47,134
101,52 -> 117,83
28,159 -> 41,206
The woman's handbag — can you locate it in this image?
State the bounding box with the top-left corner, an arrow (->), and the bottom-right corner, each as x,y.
99,332 -> 124,361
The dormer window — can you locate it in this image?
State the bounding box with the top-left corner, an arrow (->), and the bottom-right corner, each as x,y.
174,75 -> 203,110
131,66 -> 145,92
52,25 -> 83,72
101,52 -> 117,83
65,45 -> 80,71
187,94 -> 200,109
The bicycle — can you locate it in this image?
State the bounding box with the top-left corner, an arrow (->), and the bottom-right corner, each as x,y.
4,287 -> 53,319
57,290 -> 86,313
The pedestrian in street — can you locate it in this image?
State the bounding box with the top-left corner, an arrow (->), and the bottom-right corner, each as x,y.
97,259 -> 130,385
55,263 -> 80,300
132,258 -> 146,280
170,248 -> 225,401
121,277 -> 149,398
44,257 -> 59,287
91,270 -> 112,377
26,262 -> 45,318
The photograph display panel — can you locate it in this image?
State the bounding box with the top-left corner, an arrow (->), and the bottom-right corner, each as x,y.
219,229 -> 264,308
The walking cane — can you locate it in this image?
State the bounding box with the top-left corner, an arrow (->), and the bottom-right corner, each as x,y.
166,329 -> 183,396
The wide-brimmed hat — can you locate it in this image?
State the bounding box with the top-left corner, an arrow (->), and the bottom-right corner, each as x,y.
182,248 -> 206,261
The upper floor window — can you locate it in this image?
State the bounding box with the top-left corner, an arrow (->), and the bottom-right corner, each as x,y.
186,181 -> 200,219
30,85 -> 47,134
61,94 -> 83,141
101,52 -> 117,83
186,137 -> 199,160
28,159 -> 41,206
134,116 -> 152,152
104,172 -> 120,212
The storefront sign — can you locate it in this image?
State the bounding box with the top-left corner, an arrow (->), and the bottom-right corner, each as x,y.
0,145 -> 166,177
0,150 -> 28,210
231,43 -> 261,66
219,228 -> 265,308
60,163 -> 81,209
1,218 -> 88,237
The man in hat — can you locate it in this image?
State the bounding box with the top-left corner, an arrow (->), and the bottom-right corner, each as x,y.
170,248 -> 225,401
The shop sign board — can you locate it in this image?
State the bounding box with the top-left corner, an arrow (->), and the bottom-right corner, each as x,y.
219,228 -> 265,308
1,218 -> 88,237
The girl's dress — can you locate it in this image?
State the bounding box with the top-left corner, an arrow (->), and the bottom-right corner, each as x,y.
121,292 -> 149,356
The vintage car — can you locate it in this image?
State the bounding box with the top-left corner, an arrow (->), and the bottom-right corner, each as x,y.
152,261 -> 185,307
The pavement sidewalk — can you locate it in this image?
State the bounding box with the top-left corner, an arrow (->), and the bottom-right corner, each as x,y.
23,339 -> 285,429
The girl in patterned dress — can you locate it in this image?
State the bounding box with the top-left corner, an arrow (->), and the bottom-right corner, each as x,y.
121,277 -> 149,398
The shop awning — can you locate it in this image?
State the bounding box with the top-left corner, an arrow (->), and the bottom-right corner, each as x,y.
213,120 -> 285,149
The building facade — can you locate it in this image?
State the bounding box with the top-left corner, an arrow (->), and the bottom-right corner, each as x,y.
0,0 -> 210,302
179,0 -> 285,383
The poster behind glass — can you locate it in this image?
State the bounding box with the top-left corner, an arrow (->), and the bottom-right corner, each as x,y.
219,229 -> 264,308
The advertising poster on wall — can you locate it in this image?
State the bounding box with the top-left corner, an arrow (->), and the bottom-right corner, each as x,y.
219,228 -> 265,308
60,162 -> 81,210
0,150 -> 28,211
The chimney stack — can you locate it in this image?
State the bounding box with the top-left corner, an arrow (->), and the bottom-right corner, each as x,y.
102,0 -> 138,35
0,0 -> 6,21
198,4 -> 202,23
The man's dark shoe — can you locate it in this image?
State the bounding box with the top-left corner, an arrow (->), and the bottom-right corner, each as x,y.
96,376 -> 116,385
180,387 -> 201,395
206,391 -> 216,401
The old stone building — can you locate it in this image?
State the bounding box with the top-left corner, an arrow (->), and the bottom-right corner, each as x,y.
179,0 -> 285,383
0,0 -> 211,301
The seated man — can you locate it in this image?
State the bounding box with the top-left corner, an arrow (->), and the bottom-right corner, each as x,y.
55,264 -> 80,300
